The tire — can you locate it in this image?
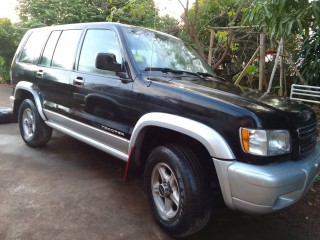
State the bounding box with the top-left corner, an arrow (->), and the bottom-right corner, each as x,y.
144,144 -> 212,237
0,107 -> 13,124
18,99 -> 52,147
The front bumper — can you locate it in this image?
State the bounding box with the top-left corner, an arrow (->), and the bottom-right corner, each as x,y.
213,143 -> 320,214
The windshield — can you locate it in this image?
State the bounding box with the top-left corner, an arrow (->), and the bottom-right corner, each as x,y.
123,27 -> 214,75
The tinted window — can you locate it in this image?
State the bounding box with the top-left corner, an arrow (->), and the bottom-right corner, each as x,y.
51,30 -> 82,70
40,31 -> 61,66
78,29 -> 122,75
20,30 -> 49,64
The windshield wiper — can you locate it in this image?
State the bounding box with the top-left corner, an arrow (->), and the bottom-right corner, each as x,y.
197,71 -> 226,81
144,67 -> 185,74
144,67 -> 225,82
144,67 -> 202,78
197,72 -> 214,77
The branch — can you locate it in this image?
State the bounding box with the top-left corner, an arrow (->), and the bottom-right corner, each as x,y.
196,10 -> 224,37
193,0 -> 199,26
287,54 -> 306,85
178,0 -> 205,58
213,1 -> 249,69
178,0 -> 190,26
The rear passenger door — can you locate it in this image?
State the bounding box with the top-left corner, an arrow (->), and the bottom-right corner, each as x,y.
70,28 -> 133,139
37,29 -> 82,116
12,30 -> 50,88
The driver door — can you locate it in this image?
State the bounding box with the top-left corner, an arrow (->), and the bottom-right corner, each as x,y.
70,28 -> 133,144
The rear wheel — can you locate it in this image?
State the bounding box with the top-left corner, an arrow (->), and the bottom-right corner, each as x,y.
144,144 -> 212,237
18,99 -> 52,147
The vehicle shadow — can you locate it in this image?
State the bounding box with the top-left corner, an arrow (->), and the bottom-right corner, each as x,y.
184,208 -> 309,240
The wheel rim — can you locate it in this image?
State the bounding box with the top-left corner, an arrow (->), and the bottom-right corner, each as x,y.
22,108 -> 35,139
151,163 -> 180,220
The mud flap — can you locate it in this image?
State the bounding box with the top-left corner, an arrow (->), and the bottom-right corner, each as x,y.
124,147 -> 141,181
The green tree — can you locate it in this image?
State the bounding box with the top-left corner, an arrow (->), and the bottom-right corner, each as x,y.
0,56 -> 8,82
242,0 -> 320,86
156,14 -> 180,35
0,18 -> 19,82
107,0 -> 180,32
108,0 -> 156,28
179,0 -> 249,56
17,0 -> 179,32
17,0 -> 114,25
17,0 -> 173,28
299,30 -> 320,86
242,0 -> 316,39
179,0 -> 255,83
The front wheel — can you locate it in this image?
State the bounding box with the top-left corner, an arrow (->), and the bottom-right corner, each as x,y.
18,99 -> 52,147
144,144 -> 212,237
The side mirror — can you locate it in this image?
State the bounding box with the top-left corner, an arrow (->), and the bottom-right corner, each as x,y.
95,53 -> 123,72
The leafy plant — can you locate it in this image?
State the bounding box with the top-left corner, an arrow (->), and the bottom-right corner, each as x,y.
0,18 -> 19,83
232,64 -> 259,88
242,0 -> 314,39
298,30 -> 320,86
17,0 -> 109,25
0,56 -> 9,83
242,0 -> 320,87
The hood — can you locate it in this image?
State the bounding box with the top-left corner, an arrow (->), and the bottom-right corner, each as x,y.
183,78 -> 316,127
148,75 -> 316,128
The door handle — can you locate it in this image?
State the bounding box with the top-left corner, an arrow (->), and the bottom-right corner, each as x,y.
36,69 -> 44,78
73,77 -> 85,85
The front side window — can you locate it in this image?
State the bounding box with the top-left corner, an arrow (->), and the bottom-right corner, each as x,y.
20,30 -> 49,64
51,30 -> 82,70
78,29 -> 122,75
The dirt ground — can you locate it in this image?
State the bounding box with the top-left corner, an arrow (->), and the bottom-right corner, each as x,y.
274,181 -> 320,240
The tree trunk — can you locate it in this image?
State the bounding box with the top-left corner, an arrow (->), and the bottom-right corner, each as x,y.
178,0 -> 206,58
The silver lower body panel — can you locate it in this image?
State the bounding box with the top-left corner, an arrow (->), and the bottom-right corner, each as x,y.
44,109 -> 129,161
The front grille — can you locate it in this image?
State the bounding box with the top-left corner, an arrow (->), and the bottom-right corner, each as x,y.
297,122 -> 318,157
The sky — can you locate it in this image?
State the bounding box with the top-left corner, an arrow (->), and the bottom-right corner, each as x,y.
154,0 -> 195,19
0,0 -> 19,22
0,0 -> 195,23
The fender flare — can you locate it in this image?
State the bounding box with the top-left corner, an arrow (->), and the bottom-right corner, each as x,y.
12,81 -> 47,121
129,112 -> 235,160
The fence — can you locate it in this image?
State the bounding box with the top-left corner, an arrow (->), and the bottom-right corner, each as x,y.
290,84 -> 320,104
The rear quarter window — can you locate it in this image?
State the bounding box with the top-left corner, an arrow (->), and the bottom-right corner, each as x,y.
19,30 -> 49,64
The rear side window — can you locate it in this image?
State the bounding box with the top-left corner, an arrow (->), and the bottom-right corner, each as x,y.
20,30 -> 49,64
40,31 -> 61,66
49,30 -> 82,70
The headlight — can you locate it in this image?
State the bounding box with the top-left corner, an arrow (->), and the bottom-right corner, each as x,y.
240,128 -> 291,156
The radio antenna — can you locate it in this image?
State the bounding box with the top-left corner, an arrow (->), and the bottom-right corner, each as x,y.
153,2 -> 157,29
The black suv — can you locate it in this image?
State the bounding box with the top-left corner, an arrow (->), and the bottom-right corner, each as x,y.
10,22 -> 320,237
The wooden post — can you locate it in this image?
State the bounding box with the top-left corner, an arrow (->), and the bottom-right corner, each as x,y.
279,39 -> 284,96
207,29 -> 215,66
234,47 -> 260,86
266,39 -> 283,94
287,54 -> 306,85
258,27 -> 266,91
